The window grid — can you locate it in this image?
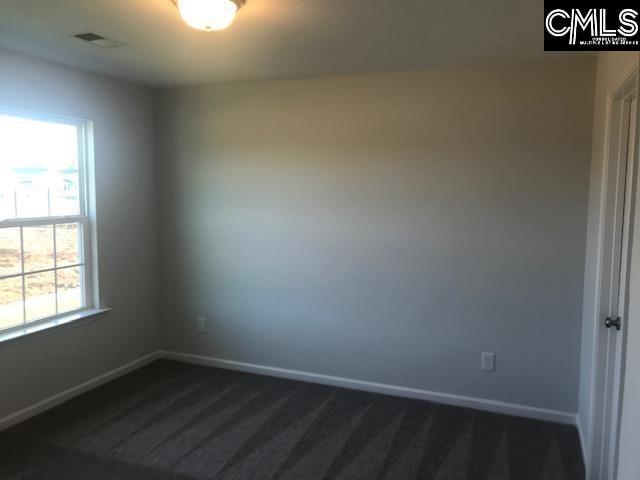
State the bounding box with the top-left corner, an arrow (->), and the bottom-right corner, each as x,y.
0,223 -> 86,326
53,223 -> 58,314
19,225 -> 25,323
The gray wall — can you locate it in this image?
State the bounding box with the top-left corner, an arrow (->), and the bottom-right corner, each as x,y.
157,60 -> 595,413
0,50 -> 160,418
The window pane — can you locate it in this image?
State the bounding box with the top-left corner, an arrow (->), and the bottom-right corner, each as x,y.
50,174 -> 80,217
23,225 -> 54,273
0,227 -> 22,277
15,189 -> 49,218
0,191 -> 16,220
24,271 -> 56,322
57,267 -> 83,314
0,114 -> 79,220
0,277 -> 23,330
56,223 -> 80,267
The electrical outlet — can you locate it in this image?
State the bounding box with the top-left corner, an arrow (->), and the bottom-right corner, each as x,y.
482,352 -> 496,372
196,316 -> 207,334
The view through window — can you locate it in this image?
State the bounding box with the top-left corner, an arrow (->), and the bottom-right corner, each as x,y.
0,112 -> 92,333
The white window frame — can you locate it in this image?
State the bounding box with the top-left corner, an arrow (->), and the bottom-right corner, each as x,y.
0,109 -> 102,339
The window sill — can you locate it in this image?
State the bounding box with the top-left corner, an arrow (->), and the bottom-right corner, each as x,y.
0,308 -> 112,348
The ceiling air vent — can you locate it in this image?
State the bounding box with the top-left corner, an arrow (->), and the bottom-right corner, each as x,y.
73,33 -> 127,49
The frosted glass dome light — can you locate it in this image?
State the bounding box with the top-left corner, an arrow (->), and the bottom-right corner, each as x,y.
176,0 -> 239,31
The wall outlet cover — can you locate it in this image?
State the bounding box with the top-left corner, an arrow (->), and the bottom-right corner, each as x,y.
196,317 -> 207,333
482,352 -> 496,372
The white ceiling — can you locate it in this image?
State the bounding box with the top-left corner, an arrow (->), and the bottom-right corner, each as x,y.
0,0 -> 552,87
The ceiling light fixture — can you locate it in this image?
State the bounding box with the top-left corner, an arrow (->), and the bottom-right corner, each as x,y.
172,0 -> 245,31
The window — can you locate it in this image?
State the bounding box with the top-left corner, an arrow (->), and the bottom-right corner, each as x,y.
0,111 -> 95,335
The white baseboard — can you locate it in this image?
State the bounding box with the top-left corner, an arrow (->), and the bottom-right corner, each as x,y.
161,350 -> 577,425
0,349 -> 578,432
576,415 -> 590,479
0,351 -> 162,432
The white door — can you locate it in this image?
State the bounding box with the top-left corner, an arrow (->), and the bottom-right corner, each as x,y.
616,96 -> 639,480
592,76 -> 638,480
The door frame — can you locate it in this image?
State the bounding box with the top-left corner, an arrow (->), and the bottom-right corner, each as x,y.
589,68 -> 638,480
613,93 -> 638,480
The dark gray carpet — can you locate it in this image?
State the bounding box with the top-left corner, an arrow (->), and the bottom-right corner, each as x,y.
0,360 -> 584,479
